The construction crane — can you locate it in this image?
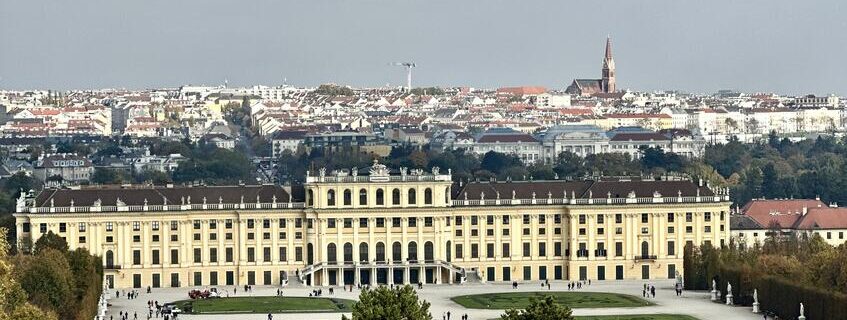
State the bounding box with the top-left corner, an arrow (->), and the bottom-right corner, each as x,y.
390,62 -> 416,91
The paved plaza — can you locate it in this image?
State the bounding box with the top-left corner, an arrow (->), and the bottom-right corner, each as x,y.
105,279 -> 762,320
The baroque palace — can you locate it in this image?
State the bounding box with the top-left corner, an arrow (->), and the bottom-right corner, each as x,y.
14,161 -> 730,289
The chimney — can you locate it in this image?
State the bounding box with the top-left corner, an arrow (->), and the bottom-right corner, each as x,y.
802,206 -> 808,215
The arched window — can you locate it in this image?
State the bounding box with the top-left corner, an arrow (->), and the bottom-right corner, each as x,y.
392,242 -> 402,262
424,241 -> 434,262
408,188 -> 417,205
376,242 -> 386,262
343,243 -> 353,263
408,241 -> 418,262
327,243 -> 337,264
445,186 -> 450,204
392,189 -> 401,205
376,189 -> 384,205
641,241 -> 649,257
445,241 -> 452,262
307,190 -> 314,206
327,190 -> 336,206
359,189 -> 367,206
359,242 -> 369,262
105,250 -> 114,268
343,189 -> 352,206
424,188 -> 433,205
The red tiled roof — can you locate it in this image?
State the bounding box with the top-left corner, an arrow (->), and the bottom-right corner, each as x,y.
796,207 -> 847,230
741,199 -> 826,229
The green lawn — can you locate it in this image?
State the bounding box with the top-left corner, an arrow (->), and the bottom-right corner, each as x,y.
576,315 -> 698,320
173,296 -> 354,314
452,291 -> 651,309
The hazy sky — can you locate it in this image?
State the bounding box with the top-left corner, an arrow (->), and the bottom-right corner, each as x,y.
1,0 -> 845,94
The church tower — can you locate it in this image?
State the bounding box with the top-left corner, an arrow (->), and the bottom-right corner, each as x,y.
601,36 -> 616,93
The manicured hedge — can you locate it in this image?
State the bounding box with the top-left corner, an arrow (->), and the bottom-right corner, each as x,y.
715,266 -> 847,320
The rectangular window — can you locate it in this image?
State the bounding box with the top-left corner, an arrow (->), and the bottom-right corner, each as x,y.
471,244 -> 479,258
668,241 -> 676,256
297,218 -> 304,228
278,218 -> 287,228
59,223 -> 67,233
263,219 -> 271,228
170,249 -> 179,265
502,243 -> 510,257
668,226 -> 675,234
376,218 -> 385,228
226,219 -> 233,229
359,218 -> 368,228
425,217 -> 433,227
704,212 -> 712,222
279,247 -> 287,261
247,248 -> 255,262
151,221 -> 159,231
667,213 -> 675,223
133,250 -> 141,265
193,248 -> 202,263
503,228 -> 510,236
522,242 -> 531,257
225,248 -> 233,262
105,222 -> 113,232
193,220 -> 201,230
705,226 -> 712,233
523,215 -> 530,225
210,220 -> 217,229
487,215 -> 494,225
152,250 -> 160,265
686,212 -> 693,222
615,214 -> 622,223
295,247 -> 303,262
486,243 -> 494,258
641,213 -> 649,223
615,242 -> 623,257
78,236 -> 86,244
597,215 -> 604,224
170,221 -> 178,231
408,218 -> 417,228
579,215 -> 586,224
538,215 -> 546,224
455,216 -> 463,226
455,244 -> 463,259
209,248 -> 218,263
502,215 -> 510,225
392,217 -> 401,227
263,247 -> 271,262
538,242 -> 546,257
471,216 -> 479,225
327,219 -> 336,229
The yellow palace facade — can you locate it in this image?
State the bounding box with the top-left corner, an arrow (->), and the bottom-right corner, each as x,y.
14,162 -> 730,289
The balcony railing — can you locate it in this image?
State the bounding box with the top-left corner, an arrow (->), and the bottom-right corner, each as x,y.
634,255 -> 658,261
452,195 -> 730,207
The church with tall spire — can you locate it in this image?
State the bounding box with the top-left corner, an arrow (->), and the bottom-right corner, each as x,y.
566,37 -> 618,96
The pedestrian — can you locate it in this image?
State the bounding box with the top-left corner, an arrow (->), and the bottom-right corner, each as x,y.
267,313 -> 273,320
547,283 -> 551,290
447,311 -> 451,320
651,285 -> 656,298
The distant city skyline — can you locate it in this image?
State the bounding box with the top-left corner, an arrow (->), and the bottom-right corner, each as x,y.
1,0 -> 846,94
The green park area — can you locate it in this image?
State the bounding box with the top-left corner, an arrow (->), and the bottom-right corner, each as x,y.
173,296 -> 354,314
576,315 -> 698,320
452,291 -> 651,309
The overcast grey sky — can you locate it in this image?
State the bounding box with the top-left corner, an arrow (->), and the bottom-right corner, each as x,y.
1,0 -> 845,94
